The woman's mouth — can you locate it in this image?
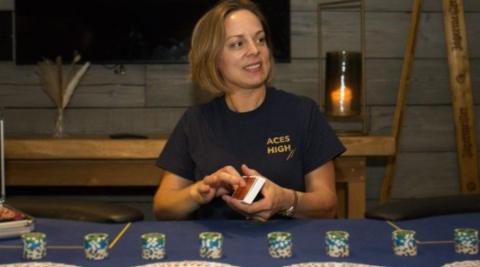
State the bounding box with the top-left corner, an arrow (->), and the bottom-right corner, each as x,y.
244,63 -> 261,72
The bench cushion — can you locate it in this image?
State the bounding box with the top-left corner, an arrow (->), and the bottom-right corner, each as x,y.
366,194 -> 480,221
8,196 -> 144,223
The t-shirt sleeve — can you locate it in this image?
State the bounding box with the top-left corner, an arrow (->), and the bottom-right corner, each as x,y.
156,111 -> 195,180
302,103 -> 346,174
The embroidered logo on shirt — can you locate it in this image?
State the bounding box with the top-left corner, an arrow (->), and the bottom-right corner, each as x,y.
266,135 -> 295,160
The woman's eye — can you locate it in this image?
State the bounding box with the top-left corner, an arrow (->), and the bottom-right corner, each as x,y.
257,36 -> 266,44
230,41 -> 243,48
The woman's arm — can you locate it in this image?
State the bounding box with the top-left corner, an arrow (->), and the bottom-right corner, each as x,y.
153,171 -> 198,220
293,160 -> 337,218
154,166 -> 246,220
222,161 -> 337,221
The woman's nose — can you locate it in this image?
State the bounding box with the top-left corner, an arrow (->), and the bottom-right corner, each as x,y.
245,40 -> 260,56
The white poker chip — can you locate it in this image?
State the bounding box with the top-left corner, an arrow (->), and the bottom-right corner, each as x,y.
133,261 -> 239,267
284,262 -> 385,267
442,260 -> 480,267
0,262 -> 80,267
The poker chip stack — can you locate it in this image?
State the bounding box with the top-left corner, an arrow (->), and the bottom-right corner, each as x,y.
84,233 -> 109,260
267,231 -> 293,258
21,232 -> 47,260
454,228 -> 479,255
392,230 -> 417,256
141,232 -> 166,260
199,232 -> 223,259
325,231 -> 349,257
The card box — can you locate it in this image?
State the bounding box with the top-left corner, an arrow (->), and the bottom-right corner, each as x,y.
232,176 -> 265,204
0,205 -> 35,238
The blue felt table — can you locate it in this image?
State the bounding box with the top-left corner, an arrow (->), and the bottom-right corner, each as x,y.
0,213 -> 479,267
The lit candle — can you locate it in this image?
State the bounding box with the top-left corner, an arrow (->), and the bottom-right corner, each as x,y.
330,86 -> 352,116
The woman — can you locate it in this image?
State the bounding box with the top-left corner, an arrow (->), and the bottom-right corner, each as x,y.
153,0 -> 345,222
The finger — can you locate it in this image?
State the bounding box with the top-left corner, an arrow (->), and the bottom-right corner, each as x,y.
191,182 -> 214,204
223,194 -> 270,217
222,194 -> 243,205
223,195 -> 271,222
251,215 -> 268,223
221,165 -> 244,187
223,165 -> 242,177
222,195 -> 251,218
222,194 -> 249,213
197,182 -> 211,194
208,171 -> 245,188
244,197 -> 271,214
216,187 -> 233,196
241,164 -> 260,177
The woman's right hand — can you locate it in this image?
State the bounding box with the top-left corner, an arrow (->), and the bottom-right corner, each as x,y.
189,165 -> 246,205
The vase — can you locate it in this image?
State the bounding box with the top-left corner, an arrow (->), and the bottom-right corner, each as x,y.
53,108 -> 64,138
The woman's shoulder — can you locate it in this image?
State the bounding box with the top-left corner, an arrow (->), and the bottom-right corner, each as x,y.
182,95 -> 223,120
269,87 -> 318,110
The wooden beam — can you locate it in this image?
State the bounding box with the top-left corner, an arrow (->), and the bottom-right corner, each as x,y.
5,135 -> 394,159
443,0 -> 480,193
340,136 -> 395,156
380,0 -> 423,203
334,157 -> 366,218
5,138 -> 167,159
6,160 -> 162,186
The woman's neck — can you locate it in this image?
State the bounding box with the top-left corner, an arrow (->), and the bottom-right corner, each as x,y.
225,87 -> 267,113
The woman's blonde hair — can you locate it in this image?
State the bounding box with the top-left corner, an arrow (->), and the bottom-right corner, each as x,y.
189,0 -> 275,94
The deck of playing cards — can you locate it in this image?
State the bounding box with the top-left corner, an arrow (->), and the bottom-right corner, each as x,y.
232,176 -> 266,204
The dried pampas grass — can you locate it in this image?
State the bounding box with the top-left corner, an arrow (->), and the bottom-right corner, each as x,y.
36,54 -> 90,137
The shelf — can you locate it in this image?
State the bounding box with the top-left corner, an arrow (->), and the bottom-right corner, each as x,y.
5,135 -> 394,159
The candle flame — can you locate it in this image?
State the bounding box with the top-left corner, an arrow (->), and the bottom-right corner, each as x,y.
330,86 -> 353,114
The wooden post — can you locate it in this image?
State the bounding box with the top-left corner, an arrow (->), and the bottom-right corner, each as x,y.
380,0 -> 423,203
442,0 -> 480,193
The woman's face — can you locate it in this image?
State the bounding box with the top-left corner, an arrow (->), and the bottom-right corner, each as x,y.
218,9 -> 271,92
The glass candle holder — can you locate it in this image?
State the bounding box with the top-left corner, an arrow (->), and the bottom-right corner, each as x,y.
267,231 -> 293,258
325,230 -> 349,257
22,232 -> 47,260
141,232 -> 166,260
392,229 -> 417,256
84,233 -> 109,260
325,51 -> 362,117
454,228 -> 478,255
199,232 -> 223,259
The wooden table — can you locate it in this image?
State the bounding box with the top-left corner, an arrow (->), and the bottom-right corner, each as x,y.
5,136 -> 395,219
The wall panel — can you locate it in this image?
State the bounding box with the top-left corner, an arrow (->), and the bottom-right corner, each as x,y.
2,108 -> 185,135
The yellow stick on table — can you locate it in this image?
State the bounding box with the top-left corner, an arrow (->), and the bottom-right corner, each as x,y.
386,220 -> 402,231
385,220 -> 453,245
417,240 -> 454,245
108,222 -> 131,249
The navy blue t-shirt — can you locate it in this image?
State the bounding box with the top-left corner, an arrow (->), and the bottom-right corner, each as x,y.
157,87 -> 345,219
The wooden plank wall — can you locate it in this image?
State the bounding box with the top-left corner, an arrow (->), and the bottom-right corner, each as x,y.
0,0 -> 479,205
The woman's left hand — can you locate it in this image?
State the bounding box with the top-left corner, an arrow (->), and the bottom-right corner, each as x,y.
222,164 -> 291,223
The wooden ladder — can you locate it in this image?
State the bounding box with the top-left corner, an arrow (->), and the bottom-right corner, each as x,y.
380,0 -> 480,202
